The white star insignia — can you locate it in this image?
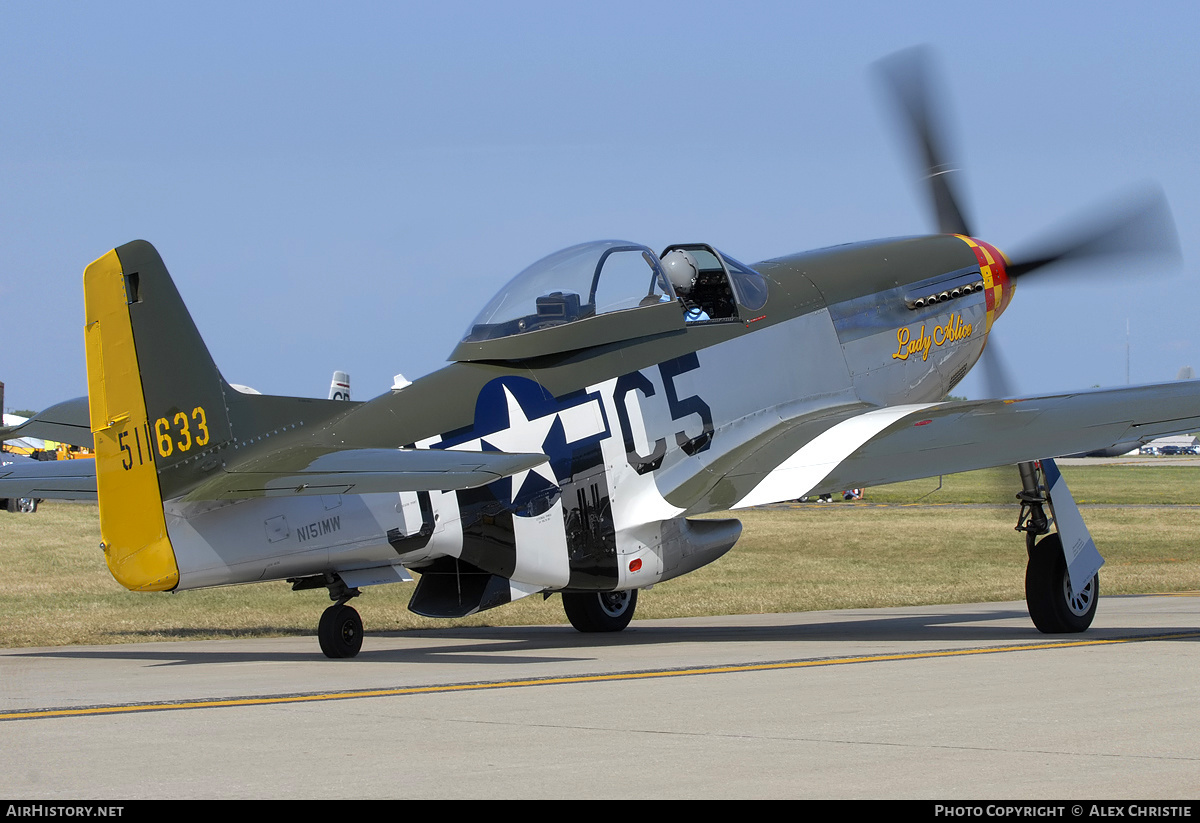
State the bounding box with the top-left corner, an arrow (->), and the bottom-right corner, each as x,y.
449,386 -> 559,501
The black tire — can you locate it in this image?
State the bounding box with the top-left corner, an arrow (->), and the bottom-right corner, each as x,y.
1025,534 -> 1098,633
563,589 -> 637,633
318,604 -> 364,658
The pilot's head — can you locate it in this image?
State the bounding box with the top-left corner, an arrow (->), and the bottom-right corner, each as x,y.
662,250 -> 699,295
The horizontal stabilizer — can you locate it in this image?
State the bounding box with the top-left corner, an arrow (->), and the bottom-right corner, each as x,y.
0,457 -> 98,500
0,397 -> 92,449
182,447 -> 549,500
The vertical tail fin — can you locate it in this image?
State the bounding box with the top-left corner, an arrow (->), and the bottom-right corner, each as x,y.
85,243 -> 184,590
85,240 -> 355,589
329,371 -> 351,401
85,240 -> 238,590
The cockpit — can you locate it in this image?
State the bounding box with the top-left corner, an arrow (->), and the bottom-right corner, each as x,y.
461,239 -> 769,346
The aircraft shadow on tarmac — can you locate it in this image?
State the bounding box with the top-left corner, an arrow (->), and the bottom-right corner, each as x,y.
9,601 -> 1199,668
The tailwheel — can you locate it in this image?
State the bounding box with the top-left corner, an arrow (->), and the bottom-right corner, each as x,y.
318,603 -> 364,658
1025,534 -> 1098,633
563,589 -> 638,633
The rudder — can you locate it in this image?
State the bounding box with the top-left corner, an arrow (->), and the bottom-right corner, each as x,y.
85,244 -> 186,590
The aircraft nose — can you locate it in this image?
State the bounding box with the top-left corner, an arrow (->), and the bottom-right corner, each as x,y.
962,237 -> 1012,330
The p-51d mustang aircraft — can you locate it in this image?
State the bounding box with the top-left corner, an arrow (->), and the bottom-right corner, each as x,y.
3,51 -> 1193,658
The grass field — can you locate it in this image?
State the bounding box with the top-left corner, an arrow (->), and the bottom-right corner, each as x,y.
2,463 -> 1198,648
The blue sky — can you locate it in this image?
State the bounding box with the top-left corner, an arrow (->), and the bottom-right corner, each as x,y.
3,1 -> 1198,411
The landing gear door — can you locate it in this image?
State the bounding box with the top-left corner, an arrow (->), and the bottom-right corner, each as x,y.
1042,458 -> 1105,591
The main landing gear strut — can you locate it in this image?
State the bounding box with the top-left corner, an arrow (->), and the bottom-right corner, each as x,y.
1014,460 -> 1099,633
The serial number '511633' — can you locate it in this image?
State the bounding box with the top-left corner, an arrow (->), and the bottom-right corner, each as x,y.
119,406 -> 211,470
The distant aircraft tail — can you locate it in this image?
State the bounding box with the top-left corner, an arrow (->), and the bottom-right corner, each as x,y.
82,241 -> 349,591
329,371 -> 350,401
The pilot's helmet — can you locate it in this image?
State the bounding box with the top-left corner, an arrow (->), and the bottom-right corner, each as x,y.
662,250 -> 699,294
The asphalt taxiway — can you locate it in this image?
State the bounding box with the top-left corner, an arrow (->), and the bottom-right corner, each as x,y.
2,594 -> 1198,799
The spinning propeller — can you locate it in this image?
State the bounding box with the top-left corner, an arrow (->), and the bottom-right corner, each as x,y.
876,47 -> 1181,521
875,46 -> 1180,355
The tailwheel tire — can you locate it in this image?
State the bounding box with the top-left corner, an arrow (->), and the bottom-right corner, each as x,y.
1025,533 -> 1098,633
318,604 -> 364,658
563,589 -> 637,633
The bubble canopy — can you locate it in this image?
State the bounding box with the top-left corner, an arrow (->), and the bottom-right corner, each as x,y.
461,239 -> 769,348
462,240 -> 674,343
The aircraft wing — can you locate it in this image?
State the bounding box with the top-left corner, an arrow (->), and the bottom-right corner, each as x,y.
0,457 -> 98,500
733,380 -> 1200,508
180,446 -> 550,500
0,396 -> 93,449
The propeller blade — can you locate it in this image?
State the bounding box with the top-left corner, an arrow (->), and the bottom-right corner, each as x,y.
963,341 -> 1026,519
1007,186 -> 1181,280
977,335 -> 1019,399
874,46 -> 973,237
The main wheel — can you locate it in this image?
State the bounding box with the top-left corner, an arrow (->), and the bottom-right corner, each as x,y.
1025,534 -> 1098,633
563,589 -> 637,633
318,604 -> 364,658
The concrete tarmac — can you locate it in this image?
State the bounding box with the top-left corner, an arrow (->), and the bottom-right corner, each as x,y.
2,594 -> 1198,799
